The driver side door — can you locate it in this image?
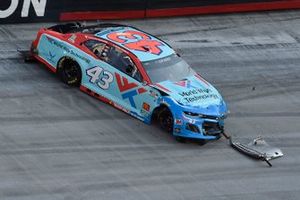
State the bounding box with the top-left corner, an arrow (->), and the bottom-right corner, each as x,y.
103,44 -> 157,122
84,40 -> 157,122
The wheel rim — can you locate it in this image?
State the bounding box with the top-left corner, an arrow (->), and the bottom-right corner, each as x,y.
63,63 -> 79,83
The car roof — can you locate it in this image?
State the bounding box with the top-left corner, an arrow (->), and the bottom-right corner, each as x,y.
94,26 -> 175,62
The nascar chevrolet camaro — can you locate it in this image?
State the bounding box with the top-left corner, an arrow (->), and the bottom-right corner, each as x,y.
27,22 -> 228,143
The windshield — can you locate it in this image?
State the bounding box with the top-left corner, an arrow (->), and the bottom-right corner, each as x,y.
142,54 -> 196,83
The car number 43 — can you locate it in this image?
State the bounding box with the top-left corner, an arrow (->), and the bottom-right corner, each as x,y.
86,66 -> 114,90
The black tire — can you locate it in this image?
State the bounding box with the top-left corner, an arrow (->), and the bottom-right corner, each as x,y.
158,107 -> 174,133
58,58 -> 81,86
197,139 -> 207,146
175,136 -> 186,143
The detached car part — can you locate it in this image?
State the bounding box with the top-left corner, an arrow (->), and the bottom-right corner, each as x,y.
229,136 -> 283,167
18,49 -> 35,62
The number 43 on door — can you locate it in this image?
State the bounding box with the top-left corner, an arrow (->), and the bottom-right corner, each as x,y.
86,66 -> 114,90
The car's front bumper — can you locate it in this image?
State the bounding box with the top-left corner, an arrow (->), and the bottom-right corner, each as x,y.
173,115 -> 225,140
158,96 -> 228,140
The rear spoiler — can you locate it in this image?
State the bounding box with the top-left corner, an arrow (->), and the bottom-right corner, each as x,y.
47,22 -> 129,34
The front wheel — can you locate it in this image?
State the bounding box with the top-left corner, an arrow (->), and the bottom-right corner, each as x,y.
175,136 -> 186,143
197,139 -> 207,146
158,107 -> 174,133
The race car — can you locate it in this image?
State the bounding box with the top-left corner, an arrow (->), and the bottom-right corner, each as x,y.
27,22 -> 228,144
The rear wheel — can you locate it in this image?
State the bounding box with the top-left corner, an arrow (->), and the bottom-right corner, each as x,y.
57,57 -> 81,86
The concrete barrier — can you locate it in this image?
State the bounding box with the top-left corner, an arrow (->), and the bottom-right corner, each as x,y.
1,0 -> 300,24
146,0 -> 300,18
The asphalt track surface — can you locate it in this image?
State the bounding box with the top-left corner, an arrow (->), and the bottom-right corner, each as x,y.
1,10 -> 300,200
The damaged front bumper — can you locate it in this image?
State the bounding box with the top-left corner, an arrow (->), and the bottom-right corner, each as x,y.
173,115 -> 225,140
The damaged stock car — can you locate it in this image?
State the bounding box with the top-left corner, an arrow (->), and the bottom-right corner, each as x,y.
26,22 -> 228,144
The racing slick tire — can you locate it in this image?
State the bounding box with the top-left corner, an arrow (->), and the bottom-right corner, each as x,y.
57,57 -> 82,87
158,107 -> 174,133
197,139 -> 207,146
175,136 -> 186,143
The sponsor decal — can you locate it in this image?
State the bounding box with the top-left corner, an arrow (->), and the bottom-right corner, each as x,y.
179,88 -> 219,103
115,72 -> 138,92
46,36 -> 90,64
86,66 -> 114,90
175,119 -> 182,125
174,80 -> 193,88
68,34 -> 76,43
142,102 -> 150,112
137,87 -> 147,94
179,88 -> 211,97
107,30 -> 164,55
184,94 -> 219,103
0,0 -> 47,18
115,72 -> 147,108
46,51 -> 55,63
122,90 -> 138,108
149,90 -> 159,100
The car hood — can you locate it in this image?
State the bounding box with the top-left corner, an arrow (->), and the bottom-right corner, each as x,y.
154,74 -> 224,108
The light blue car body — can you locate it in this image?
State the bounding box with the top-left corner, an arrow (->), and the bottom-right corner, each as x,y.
34,25 -> 228,140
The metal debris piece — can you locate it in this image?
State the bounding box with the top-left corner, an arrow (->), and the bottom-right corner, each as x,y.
229,136 -> 283,167
18,49 -> 35,62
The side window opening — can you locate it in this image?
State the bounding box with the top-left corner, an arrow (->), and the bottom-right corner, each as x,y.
84,40 -> 108,60
84,40 -> 143,82
109,48 -> 143,82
